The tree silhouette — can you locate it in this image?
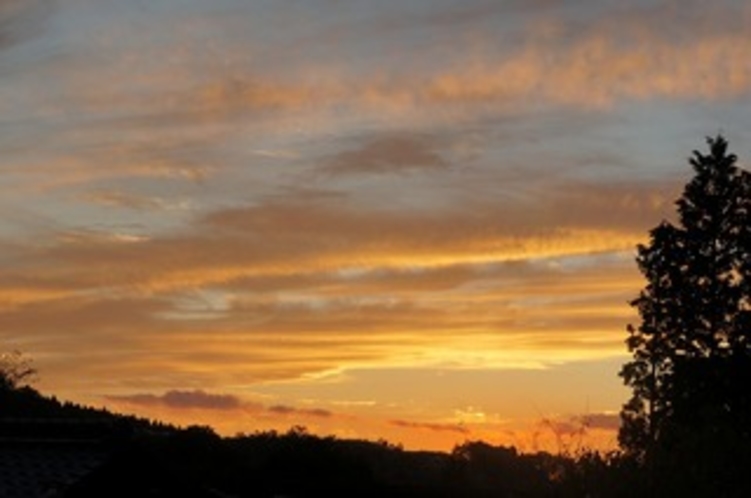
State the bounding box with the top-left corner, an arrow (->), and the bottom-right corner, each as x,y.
619,135 -> 751,493
0,350 -> 36,390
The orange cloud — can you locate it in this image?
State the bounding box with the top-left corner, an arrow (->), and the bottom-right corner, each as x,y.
0,174 -> 657,398
47,3 -> 751,138
424,34 -> 751,109
0,176 -> 668,302
186,19 -> 751,119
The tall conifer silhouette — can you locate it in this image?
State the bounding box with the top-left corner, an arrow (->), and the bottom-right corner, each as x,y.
620,136 -> 751,492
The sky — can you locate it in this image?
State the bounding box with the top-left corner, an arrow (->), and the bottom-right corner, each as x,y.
1,0 -> 751,452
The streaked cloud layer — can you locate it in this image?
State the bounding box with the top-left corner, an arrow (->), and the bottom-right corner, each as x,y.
1,0 -> 750,450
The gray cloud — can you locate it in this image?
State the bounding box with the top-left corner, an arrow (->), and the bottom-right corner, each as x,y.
390,419 -> 469,434
109,389 -> 243,410
267,404 -> 332,418
321,134 -> 448,176
109,391 -> 336,420
582,412 -> 621,431
0,0 -> 50,51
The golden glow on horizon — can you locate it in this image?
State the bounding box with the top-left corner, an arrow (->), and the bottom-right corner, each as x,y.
101,386 -> 622,453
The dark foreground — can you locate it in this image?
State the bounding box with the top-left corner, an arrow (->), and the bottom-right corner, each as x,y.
1,385 -> 748,497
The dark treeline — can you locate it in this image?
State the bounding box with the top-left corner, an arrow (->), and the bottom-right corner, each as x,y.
4,380 -> 750,497
0,382 -> 641,497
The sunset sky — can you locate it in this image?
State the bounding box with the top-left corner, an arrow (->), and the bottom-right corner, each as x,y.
2,0 -> 751,452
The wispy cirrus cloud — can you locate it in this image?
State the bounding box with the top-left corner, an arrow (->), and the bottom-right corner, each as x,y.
193,6 -> 751,117
36,0 -> 751,140
77,190 -> 178,211
0,175 -> 672,299
160,32 -> 751,125
0,173 -> 657,390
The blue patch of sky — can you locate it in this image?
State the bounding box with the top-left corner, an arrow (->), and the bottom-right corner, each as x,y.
588,99 -> 751,181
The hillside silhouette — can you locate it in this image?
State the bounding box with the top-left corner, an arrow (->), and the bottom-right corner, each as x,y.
1,380 -> 639,498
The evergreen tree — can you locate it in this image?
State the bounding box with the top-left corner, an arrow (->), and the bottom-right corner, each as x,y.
619,136 -> 751,491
